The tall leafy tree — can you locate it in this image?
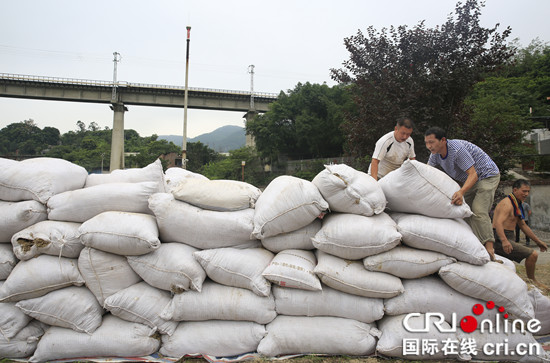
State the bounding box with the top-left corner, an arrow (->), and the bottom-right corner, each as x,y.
331,0 -> 513,163
246,82 -> 354,162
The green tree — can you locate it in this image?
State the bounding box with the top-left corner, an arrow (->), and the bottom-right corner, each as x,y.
246,82 -> 354,163
201,147 -> 268,186
331,0 -> 513,163
186,141 -> 222,173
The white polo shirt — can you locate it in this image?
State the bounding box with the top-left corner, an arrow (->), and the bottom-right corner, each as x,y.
368,131 -> 415,178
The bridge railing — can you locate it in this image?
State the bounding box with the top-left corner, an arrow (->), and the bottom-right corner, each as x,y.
0,73 -> 279,99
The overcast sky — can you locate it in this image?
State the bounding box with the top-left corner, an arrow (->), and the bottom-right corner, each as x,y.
1,0 -> 549,138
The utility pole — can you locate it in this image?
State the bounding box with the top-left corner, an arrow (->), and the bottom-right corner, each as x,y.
248,64 -> 255,110
182,26 -> 191,169
111,52 -> 121,102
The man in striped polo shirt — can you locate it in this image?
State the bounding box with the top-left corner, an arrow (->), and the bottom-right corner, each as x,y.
368,118 -> 416,180
424,126 -> 500,260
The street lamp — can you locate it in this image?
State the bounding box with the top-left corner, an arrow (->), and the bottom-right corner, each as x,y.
241,160 -> 246,181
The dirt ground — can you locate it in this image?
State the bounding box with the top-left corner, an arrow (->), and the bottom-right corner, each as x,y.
514,228 -> 550,294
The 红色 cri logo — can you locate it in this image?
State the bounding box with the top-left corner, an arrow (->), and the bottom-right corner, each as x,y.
403,301 -> 541,334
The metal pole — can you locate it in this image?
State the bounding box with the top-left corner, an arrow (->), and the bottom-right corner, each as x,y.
182,26 -> 191,169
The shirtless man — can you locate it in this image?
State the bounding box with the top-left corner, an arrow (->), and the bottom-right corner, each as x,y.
492,179 -> 548,290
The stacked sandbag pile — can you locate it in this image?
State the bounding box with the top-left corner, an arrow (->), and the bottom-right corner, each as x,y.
0,156 -> 549,362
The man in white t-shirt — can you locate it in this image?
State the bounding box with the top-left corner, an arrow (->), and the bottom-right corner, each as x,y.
368,118 -> 416,180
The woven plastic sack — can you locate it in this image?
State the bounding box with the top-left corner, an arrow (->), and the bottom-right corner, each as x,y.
312,163 -> 386,216
78,247 -> 142,306
127,242 -> 206,293
0,282 -> 32,340
172,178 -> 261,211
0,320 -> 44,359
363,245 -> 456,279
15,286 -> 103,334
0,157 -> 88,204
160,281 -> 276,324
164,167 -> 208,192
0,244 -> 17,280
439,261 -> 534,321
160,320 -> 266,358
272,284 -> 384,323
194,247 -> 273,296
0,200 -> 47,242
252,176 -> 328,239
262,249 -> 321,291
47,181 -> 158,222
85,159 -> 166,192
11,220 -> 82,261
312,212 -> 401,260
466,330 -> 547,362
379,160 -> 472,218
261,219 -> 320,253
384,276 -> 498,324
0,255 -> 84,303
104,281 -> 177,336
258,315 -> 379,357
391,212 -> 490,265
78,211 -> 160,256
29,314 -> 160,363
314,250 -> 404,298
149,193 -> 255,248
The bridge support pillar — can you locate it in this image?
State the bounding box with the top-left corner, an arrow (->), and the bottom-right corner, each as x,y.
243,110 -> 257,148
109,103 -> 128,171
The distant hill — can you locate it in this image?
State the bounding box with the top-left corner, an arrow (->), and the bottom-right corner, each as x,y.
158,125 -> 245,153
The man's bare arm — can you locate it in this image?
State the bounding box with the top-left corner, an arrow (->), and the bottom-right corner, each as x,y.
452,166 -> 478,205
370,158 -> 380,181
518,220 -> 548,252
492,201 -> 514,254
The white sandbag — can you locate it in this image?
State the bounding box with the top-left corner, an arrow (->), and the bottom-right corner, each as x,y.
149,193 -> 256,248
312,163 -> 386,216
160,320 -> 266,358
160,281 -> 276,324
11,220 -> 82,261
0,200 -> 47,242
47,181 -> 157,223
384,276 -> 498,325
0,320 -> 44,359
391,212 -> 490,265
103,281 -> 177,336
29,314 -> 160,363
172,178 -> 261,211
85,159 -> 166,192
127,242 -> 205,293
0,245 -> 17,279
164,166 -> 208,192
0,281 -> 32,340
262,249 -> 321,291
466,330 -> 547,362
78,211 -> 160,256
528,285 -> 550,335
15,286 -> 103,334
312,212 -> 401,260
314,250 -> 404,298
261,219 -> 320,252
272,285 -> 384,323
0,157 -> 88,204
363,245 -> 456,279
78,247 -> 142,306
439,261 -> 534,321
252,175 -> 329,239
495,253 -> 516,272
0,255 -> 84,303
379,159 -> 473,218
257,315 -> 379,357
376,313 -> 469,360
194,247 -> 273,297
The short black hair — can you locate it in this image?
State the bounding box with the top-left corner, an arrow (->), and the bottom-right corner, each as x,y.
512,179 -> 530,189
425,126 -> 446,140
396,118 -> 414,129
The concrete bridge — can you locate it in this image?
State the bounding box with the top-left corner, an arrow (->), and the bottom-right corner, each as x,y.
0,73 -> 278,169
